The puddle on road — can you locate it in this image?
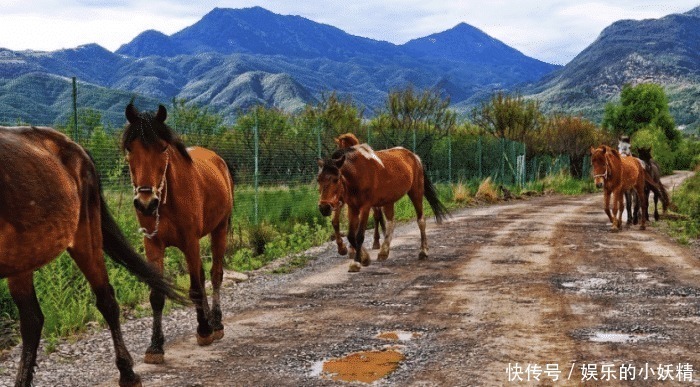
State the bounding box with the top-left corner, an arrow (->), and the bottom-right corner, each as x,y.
376,330 -> 422,342
311,349 -> 405,384
589,331 -> 655,343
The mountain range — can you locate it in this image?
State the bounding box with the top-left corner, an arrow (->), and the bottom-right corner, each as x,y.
0,6 -> 556,127
528,6 -> 700,130
0,6 -> 699,131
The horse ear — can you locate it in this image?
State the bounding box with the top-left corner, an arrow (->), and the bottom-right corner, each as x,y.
334,137 -> 341,146
590,146 -> 595,154
156,104 -> 167,123
333,154 -> 346,169
125,103 -> 139,123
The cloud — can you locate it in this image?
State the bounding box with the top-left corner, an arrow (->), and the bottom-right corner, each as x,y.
0,0 -> 698,64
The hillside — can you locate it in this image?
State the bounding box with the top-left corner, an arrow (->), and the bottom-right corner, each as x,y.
528,6 -> 700,129
0,7 -> 558,127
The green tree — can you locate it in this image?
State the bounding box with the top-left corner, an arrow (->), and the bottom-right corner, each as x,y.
631,125 -> 674,175
169,99 -> 226,148
602,83 -> 679,144
470,92 -> 544,143
298,91 -> 364,154
370,86 -> 456,159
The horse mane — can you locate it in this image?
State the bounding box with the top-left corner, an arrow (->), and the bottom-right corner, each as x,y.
121,104 -> 192,162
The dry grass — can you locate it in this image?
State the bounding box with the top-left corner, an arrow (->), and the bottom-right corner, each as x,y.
475,177 -> 500,203
452,181 -> 473,205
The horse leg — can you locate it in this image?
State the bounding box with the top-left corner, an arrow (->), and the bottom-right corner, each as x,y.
68,226 -> 140,386
611,190 -> 622,232
637,184 -> 647,231
8,273 -> 43,387
209,221 -> 227,341
371,207 -> 384,250
377,204 -> 396,261
143,239 -> 167,364
624,191 -> 633,225
347,206 -> 371,272
651,188 -> 659,221
332,205 -> 348,256
604,191 -> 613,224
408,191 -> 429,260
183,239 -> 215,345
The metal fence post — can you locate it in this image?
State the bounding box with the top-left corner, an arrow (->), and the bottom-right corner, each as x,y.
254,110 -> 259,225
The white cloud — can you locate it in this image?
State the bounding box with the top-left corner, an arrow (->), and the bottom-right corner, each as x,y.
0,0 -> 697,63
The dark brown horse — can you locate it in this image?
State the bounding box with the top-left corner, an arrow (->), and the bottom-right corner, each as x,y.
590,145 -> 648,231
122,104 -> 234,364
331,133 -> 385,255
635,146 -> 670,221
317,145 -> 448,272
1,126 -> 182,387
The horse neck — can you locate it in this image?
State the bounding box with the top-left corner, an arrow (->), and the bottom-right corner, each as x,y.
161,147 -> 192,200
605,153 -> 622,186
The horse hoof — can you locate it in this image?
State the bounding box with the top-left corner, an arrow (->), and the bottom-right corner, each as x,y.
143,352 -> 164,364
212,329 -> 224,341
377,251 -> 389,261
348,262 -> 361,272
611,227 -> 620,233
197,333 -> 215,346
119,374 -> 142,387
338,246 -> 348,256
418,251 -> 428,260
372,241 -> 381,250
640,225 -> 646,231
361,251 -> 371,266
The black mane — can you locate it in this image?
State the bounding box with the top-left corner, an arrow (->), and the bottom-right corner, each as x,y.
121,104 -> 192,162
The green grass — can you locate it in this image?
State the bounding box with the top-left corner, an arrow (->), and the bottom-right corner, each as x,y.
664,171 -> 700,244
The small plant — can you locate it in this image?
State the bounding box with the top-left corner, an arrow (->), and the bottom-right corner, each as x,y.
452,181 -> 473,204
249,222 -> 278,256
475,177 -> 499,203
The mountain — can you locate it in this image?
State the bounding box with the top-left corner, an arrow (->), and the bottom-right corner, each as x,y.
528,6 -> 700,129
0,7 -> 559,127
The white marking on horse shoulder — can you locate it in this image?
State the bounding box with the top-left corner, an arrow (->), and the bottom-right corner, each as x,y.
356,144 -> 384,168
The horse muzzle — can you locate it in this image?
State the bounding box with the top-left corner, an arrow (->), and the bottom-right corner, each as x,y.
134,194 -> 160,216
318,203 -> 333,217
595,182 -> 604,189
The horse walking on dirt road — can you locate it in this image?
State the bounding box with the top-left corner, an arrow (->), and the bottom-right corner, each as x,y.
634,146 -> 670,221
591,145 -> 651,232
317,144 -> 448,272
122,104 -> 234,364
0,126 -> 183,387
331,133 -> 385,256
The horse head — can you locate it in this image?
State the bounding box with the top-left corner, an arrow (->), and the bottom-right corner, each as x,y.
334,133 -> 360,149
636,146 -> 653,162
316,155 -> 346,217
590,145 -> 611,189
122,103 -> 190,216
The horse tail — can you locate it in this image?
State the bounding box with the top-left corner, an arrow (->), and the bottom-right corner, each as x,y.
422,168 -> 449,224
99,194 -> 188,304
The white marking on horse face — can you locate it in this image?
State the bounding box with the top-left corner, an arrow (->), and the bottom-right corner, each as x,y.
355,144 -> 384,168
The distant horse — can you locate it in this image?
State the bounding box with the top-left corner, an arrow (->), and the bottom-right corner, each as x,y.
590,145 -> 649,231
122,104 -> 234,364
331,133 -> 385,255
635,146 -> 670,221
0,126 -> 182,387
317,145 -> 449,272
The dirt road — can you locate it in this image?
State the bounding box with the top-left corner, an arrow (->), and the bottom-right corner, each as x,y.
2,172 -> 698,386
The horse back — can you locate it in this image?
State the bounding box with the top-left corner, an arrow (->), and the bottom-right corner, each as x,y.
0,127 -> 89,273
620,156 -> 645,188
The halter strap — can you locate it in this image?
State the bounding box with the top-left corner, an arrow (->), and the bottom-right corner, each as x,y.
134,147 -> 170,239
593,153 -> 611,181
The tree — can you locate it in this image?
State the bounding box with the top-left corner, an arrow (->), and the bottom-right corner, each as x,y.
297,91 -> 364,155
602,83 -> 679,144
169,99 -> 226,148
539,115 -> 609,178
370,86 -> 456,157
470,92 -> 544,143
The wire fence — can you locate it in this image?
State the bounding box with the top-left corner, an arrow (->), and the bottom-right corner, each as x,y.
0,78 -> 580,225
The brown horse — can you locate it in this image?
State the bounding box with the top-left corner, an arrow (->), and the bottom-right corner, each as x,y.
317,145 -> 448,272
122,104 -> 234,364
590,145 -> 648,231
1,126 -> 182,387
635,146 -> 670,221
331,133 -> 385,255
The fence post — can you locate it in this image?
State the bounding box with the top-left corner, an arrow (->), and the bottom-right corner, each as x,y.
500,138 -> 505,184
254,110 -> 259,225
447,126 -> 452,183
72,77 -> 78,142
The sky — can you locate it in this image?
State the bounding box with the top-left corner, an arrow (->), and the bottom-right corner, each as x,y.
0,1 -> 698,65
